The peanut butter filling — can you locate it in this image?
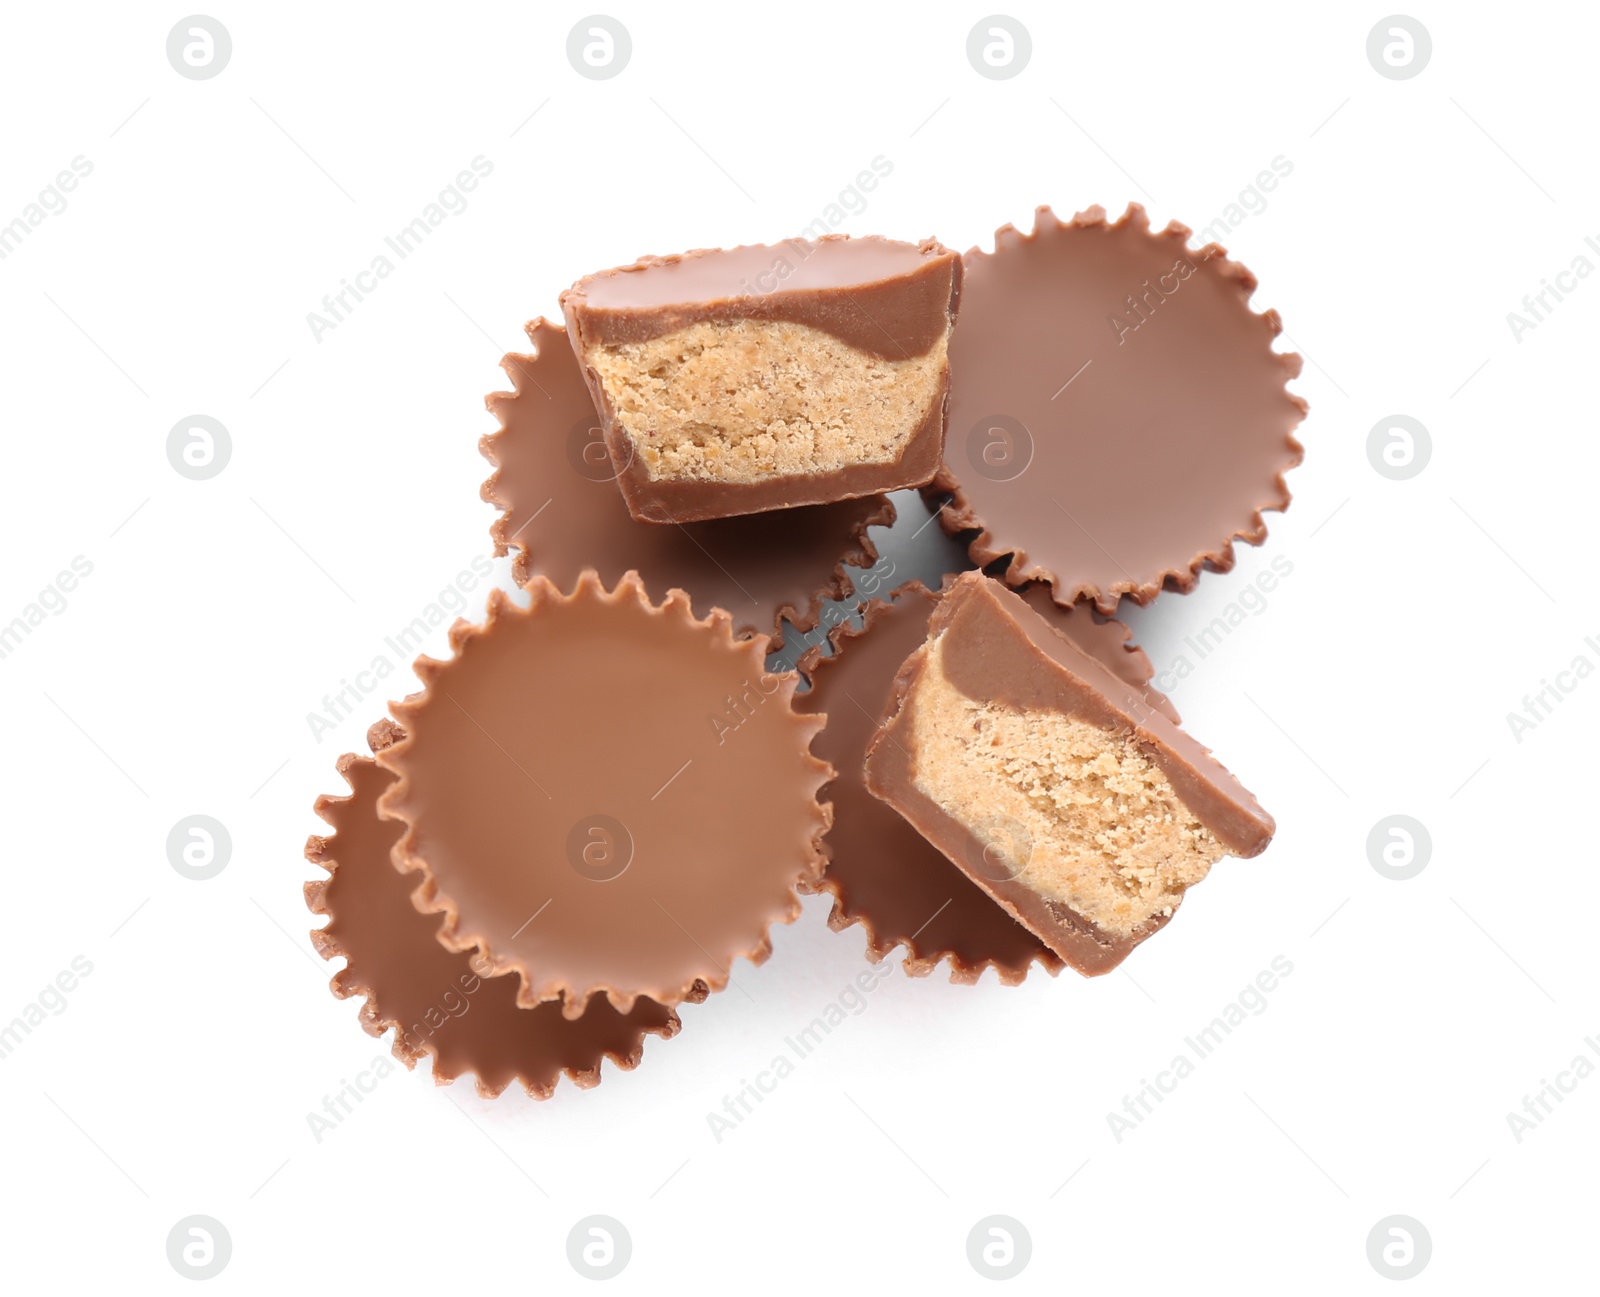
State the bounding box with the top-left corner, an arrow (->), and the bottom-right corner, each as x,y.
584,318 -> 947,484
907,633 -> 1224,937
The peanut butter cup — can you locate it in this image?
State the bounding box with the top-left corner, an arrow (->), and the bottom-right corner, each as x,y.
561,236 -> 960,522
936,204 -> 1306,614
377,573 -> 830,1016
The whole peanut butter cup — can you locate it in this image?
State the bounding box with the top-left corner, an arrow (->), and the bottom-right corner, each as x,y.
377,572 -> 830,1016
936,204 -> 1306,614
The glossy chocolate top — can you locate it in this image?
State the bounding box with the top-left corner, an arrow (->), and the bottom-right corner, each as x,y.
482,319 -> 890,643
376,574 -> 830,1016
562,235 -> 960,360
937,205 -> 1306,613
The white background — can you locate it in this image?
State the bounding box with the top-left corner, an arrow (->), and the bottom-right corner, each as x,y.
1,2 -> 1594,1291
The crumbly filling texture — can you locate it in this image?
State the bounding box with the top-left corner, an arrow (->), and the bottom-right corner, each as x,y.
583,318 -> 947,485
907,635 -> 1225,937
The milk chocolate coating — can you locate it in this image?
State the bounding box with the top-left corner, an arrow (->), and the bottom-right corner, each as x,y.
561,236 -> 961,524
1015,580 -> 1179,725
304,721 -> 681,1099
561,235 -> 961,360
482,318 -> 891,646
936,204 -> 1306,614
863,573 -> 1274,975
797,579 -> 1174,983
377,573 -> 830,1017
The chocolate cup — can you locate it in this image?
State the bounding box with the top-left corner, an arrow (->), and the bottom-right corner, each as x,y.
376,572 -> 831,1017
936,203 -> 1306,614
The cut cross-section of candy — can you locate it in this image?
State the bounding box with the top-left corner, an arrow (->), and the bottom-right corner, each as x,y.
800,579 -> 1175,983
562,235 -> 961,522
863,573 -> 1275,974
